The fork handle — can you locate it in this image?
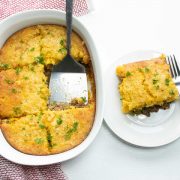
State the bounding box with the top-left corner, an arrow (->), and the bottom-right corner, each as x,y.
66,0 -> 73,55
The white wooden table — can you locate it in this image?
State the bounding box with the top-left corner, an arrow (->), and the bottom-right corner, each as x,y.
62,0 -> 180,179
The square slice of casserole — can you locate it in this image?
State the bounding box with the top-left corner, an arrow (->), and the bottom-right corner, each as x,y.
0,64 -> 49,118
116,55 -> 179,114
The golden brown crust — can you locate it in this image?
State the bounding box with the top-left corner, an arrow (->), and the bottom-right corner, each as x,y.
0,65 -> 49,118
116,55 -> 179,113
1,104 -> 95,155
0,25 -> 95,155
0,25 -> 90,70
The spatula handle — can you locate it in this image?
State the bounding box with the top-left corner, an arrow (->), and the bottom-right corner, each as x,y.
66,0 -> 73,55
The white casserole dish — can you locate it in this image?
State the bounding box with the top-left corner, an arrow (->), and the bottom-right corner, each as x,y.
0,9 -> 104,165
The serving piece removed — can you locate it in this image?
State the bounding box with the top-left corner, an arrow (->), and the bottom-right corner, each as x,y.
0,25 -> 96,155
116,55 -> 179,116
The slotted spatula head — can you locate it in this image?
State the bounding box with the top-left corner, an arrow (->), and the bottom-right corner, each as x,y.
49,55 -> 88,104
49,0 -> 88,105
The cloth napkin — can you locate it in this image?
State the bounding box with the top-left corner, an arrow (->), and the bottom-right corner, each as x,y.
0,0 -> 89,20
0,0 -> 90,179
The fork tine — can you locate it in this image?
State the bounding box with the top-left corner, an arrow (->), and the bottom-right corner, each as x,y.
170,55 -> 178,78
167,56 -> 174,78
173,55 -> 180,76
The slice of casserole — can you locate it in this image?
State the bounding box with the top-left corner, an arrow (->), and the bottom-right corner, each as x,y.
116,55 -> 179,115
0,64 -> 49,118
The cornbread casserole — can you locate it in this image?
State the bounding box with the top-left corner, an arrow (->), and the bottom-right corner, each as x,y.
116,55 -> 179,116
0,25 -> 96,155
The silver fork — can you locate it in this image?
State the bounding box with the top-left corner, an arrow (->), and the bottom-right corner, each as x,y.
166,55 -> 180,93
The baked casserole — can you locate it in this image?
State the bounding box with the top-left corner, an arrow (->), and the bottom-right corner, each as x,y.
116,55 -> 179,116
0,25 -> 96,155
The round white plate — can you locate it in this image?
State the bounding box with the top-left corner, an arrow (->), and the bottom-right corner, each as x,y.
104,50 -> 180,147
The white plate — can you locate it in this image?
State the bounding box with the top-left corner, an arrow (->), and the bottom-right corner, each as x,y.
0,10 -> 104,165
104,50 -> 180,147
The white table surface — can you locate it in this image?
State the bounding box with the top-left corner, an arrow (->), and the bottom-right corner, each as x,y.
62,0 -> 180,179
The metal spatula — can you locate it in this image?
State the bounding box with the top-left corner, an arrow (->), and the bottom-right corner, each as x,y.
49,0 -> 88,104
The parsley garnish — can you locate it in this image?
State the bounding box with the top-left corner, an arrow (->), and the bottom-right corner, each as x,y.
34,138 -> 44,144
81,97 -> 87,103
165,78 -> 170,86
23,76 -> 29,80
58,48 -> 67,54
152,79 -> 158,85
145,67 -> 150,72
11,88 -> 17,93
34,55 -> 45,64
39,124 -> 45,129
15,67 -> 22,75
126,71 -> 132,77
56,117 -> 63,125
5,79 -> 14,84
65,122 -> 79,140
0,63 -> 9,70
169,90 -> 175,96
30,47 -> 35,52
13,107 -> 21,115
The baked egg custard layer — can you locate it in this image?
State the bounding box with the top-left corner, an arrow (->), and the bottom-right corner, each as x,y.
0,25 -> 95,155
116,55 -> 179,115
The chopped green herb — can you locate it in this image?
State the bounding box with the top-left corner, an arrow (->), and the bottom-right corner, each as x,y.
169,90 -> 175,96
0,63 -> 9,69
5,79 -> 14,84
60,39 -> 65,46
23,76 -> 29,80
154,72 -> 159,77
155,85 -> 160,90
34,55 -> 45,64
39,124 -> 45,129
165,78 -> 170,86
15,67 -> 22,75
30,47 -> 35,52
145,67 -> 150,72
47,133 -> 52,142
13,107 -> 21,115
28,64 -> 35,72
56,117 -> 63,125
138,68 -> 143,72
152,79 -> 158,85
37,112 -> 43,123
11,88 -> 17,93
34,138 -> 44,144
81,97 -> 87,103
126,71 -> 132,77
58,48 -> 67,54
65,122 -> 79,140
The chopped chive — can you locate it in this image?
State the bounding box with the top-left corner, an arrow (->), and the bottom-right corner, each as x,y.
34,55 -> 45,64
165,78 -> 170,86
39,124 -> 45,129
15,67 -> 22,75
11,88 -> 17,93
64,122 -> 79,140
30,47 -> 35,52
145,67 -> 150,72
152,79 -> 158,85
34,138 -> 44,144
58,48 -> 67,54
60,39 -> 65,46
126,71 -> 132,77
0,63 -> 9,70
5,79 -> 14,84
169,90 -> 175,96
23,76 -> 29,80
56,117 -> 63,125
47,133 -> 52,142
81,97 -> 87,103
13,107 -> 21,115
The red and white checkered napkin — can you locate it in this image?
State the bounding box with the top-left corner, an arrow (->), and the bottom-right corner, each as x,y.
0,156 -> 67,180
0,0 -> 89,20
0,0 -> 89,179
